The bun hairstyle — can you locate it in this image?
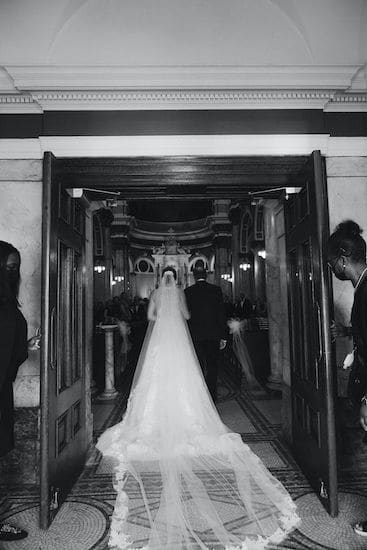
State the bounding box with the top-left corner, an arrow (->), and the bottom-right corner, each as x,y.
161,266 -> 177,280
328,219 -> 366,262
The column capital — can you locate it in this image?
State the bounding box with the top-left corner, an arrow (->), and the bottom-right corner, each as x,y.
213,233 -> 232,247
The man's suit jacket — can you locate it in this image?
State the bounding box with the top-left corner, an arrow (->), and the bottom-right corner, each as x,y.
185,281 -> 228,341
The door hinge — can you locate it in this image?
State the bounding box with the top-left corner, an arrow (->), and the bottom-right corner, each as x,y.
50,487 -> 60,511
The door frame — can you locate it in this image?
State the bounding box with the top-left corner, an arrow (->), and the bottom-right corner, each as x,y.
40,152 -> 336,526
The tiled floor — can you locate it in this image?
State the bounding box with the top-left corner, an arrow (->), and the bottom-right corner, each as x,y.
2,368 -> 367,549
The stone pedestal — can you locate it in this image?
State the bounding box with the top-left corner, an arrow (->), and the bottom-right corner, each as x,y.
97,325 -> 119,400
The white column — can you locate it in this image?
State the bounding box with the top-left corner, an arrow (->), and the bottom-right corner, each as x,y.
98,325 -> 119,400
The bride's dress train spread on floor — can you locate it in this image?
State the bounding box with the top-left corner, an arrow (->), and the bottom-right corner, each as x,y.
97,273 -> 300,549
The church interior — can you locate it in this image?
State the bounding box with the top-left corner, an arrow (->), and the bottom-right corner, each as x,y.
1,0 -> 367,548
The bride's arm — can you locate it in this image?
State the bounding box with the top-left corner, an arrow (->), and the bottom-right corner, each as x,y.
147,291 -> 157,321
179,290 -> 190,320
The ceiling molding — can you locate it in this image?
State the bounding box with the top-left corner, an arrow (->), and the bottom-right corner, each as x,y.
1,89 -> 367,113
324,93 -> 367,112
0,64 -> 366,112
0,93 -> 42,113
4,65 -> 360,91
31,89 -> 337,111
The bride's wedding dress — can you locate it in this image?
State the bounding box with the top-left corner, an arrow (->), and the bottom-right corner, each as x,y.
96,272 -> 299,549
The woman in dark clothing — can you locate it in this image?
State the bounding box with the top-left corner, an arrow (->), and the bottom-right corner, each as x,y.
327,221 -> 367,537
0,241 -> 36,541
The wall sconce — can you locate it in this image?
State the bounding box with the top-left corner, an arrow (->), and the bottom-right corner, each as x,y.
221,273 -> 232,282
114,275 -> 124,282
240,262 -> 251,271
257,249 -> 267,259
94,258 -> 106,273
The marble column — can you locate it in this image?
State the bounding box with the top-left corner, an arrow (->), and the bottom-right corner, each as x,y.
228,202 -> 242,301
104,225 -> 113,299
93,208 -> 114,303
211,199 -> 232,295
263,200 -> 283,392
111,200 -> 132,294
98,325 -> 119,400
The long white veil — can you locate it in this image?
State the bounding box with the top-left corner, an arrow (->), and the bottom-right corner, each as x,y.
96,272 -> 299,549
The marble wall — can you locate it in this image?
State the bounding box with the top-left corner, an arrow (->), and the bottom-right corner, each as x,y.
0,159 -> 43,485
0,159 -> 43,407
326,156 -> 367,380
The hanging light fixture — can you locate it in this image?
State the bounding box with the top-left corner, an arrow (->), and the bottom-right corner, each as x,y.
257,249 -> 267,259
240,262 -> 251,271
94,257 -> 106,273
221,273 -> 232,281
114,275 -> 124,282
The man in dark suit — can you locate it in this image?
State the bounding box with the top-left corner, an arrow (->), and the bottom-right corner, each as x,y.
235,293 -> 253,319
185,266 -> 227,402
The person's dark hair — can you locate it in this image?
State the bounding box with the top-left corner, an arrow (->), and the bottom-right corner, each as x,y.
193,265 -> 207,280
162,266 -> 177,280
0,240 -> 21,305
328,220 -> 366,262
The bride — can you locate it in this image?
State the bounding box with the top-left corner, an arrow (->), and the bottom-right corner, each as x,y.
96,267 -> 299,549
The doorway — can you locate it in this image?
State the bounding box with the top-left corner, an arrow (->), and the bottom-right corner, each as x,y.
40,151 -> 338,527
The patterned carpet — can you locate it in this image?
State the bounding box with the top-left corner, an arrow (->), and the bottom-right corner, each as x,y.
2,368 -> 367,550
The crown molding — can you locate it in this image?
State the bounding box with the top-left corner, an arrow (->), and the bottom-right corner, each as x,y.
1,64 -> 366,111
0,93 -> 42,113
324,93 -> 367,112
5,65 -> 360,91
31,89 -> 337,110
1,89 -> 367,112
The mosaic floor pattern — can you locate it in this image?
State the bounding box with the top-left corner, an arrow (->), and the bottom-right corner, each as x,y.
2,369 -> 367,549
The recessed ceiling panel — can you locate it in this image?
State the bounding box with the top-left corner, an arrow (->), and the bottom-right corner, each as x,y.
128,200 -> 212,222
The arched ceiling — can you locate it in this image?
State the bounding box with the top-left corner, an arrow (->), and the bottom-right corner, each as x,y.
0,0 -> 366,110
0,0 -> 366,66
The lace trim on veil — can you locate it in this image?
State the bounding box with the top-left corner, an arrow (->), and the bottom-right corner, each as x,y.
108,456 -> 299,550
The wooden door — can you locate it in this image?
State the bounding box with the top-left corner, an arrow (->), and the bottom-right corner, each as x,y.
40,152 -> 88,528
285,150 -> 338,516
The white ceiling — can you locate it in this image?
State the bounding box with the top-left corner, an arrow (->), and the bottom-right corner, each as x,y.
0,0 -> 366,110
0,0 -> 366,66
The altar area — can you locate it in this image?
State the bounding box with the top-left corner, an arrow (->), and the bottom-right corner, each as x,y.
132,229 -> 211,298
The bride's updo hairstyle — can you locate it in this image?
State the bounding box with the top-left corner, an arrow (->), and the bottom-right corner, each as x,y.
328,220 -> 366,262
